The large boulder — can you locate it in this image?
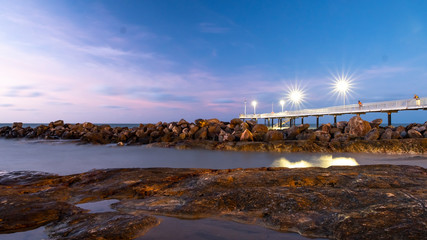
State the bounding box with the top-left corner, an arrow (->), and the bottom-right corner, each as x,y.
240,129 -> 254,141
321,123 -> 332,133
347,116 -> 371,137
252,124 -> 269,141
364,128 -> 380,141
407,129 -> 422,138
370,119 -> 382,128
208,125 -> 221,140
177,119 -> 188,126
265,130 -> 284,141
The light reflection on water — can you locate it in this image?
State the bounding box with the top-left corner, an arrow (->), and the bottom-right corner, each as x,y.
271,155 -> 359,168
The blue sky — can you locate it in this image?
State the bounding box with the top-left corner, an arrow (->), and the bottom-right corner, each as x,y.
0,0 -> 426,123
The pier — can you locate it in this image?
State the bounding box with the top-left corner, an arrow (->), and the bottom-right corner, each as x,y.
239,98 -> 427,128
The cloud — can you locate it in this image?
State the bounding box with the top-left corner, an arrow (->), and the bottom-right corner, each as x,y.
102,105 -> 130,110
212,99 -> 235,104
198,23 -> 229,33
360,66 -> 410,79
0,104 -> 13,107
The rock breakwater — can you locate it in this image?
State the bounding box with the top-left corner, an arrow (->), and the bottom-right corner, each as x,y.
0,165 -> 425,239
1,116 -> 426,153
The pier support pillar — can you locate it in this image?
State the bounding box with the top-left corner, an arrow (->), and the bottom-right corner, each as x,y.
334,115 -> 337,126
301,118 -> 304,124
316,117 -> 319,128
388,112 -> 392,126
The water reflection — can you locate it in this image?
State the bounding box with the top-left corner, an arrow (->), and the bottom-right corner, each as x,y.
271,155 -> 359,168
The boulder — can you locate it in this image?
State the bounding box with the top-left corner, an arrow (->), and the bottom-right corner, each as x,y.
207,118 -> 221,125
321,123 -> 332,133
395,126 -> 406,134
53,120 -> 64,127
208,125 -> 221,140
370,119 -> 382,128
188,126 -> 199,137
298,124 -> 310,132
415,126 -> 426,133
177,119 -> 188,126
252,124 -> 269,141
330,128 -> 341,136
195,119 -> 208,128
240,122 -> 249,131
296,132 -> 316,141
391,131 -> 401,139
364,128 -> 380,141
194,127 -> 208,140
218,130 -> 235,142
12,122 -> 23,129
286,126 -> 300,140
230,118 -> 243,127
172,126 -> 182,135
381,129 -> 393,140
265,130 -> 284,141
314,131 -> 331,142
245,120 -> 257,129
333,132 -> 350,142
400,131 -> 408,139
336,121 -> 347,130
347,116 -> 371,137
82,122 -> 95,129
240,129 -> 254,141
178,133 -> 187,140
407,129 -> 422,138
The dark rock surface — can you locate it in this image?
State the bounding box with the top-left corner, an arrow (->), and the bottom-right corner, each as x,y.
0,166 -> 426,239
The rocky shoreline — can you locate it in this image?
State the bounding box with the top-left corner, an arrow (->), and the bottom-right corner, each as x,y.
0,165 -> 426,239
1,116 -> 426,153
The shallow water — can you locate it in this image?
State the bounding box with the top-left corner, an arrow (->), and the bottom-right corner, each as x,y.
0,139 -> 425,176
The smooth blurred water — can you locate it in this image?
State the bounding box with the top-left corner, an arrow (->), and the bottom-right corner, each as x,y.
0,139 -> 425,175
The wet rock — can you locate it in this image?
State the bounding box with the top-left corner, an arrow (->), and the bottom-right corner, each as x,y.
408,129 -> 423,138
1,166 -> 426,239
188,126 -> 199,138
47,212 -> 159,240
370,119 -> 382,128
172,126 -> 182,135
240,129 -> 254,141
240,122 -> 249,131
347,116 -> 371,137
81,132 -> 109,144
245,120 -> 257,129
364,128 -> 380,141
333,132 -> 350,142
400,130 -> 408,139
208,125 -> 221,140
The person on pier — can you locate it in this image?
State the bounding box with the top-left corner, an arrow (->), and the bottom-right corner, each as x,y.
358,100 -> 363,108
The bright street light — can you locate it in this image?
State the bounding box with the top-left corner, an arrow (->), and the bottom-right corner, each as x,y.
251,100 -> 257,114
280,100 -> 285,112
330,72 -> 355,106
289,89 -> 304,105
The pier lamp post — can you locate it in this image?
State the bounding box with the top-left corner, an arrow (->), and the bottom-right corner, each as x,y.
280,100 -> 285,112
252,100 -> 257,115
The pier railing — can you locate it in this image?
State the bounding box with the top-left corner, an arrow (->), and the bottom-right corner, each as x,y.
239,97 -> 427,119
